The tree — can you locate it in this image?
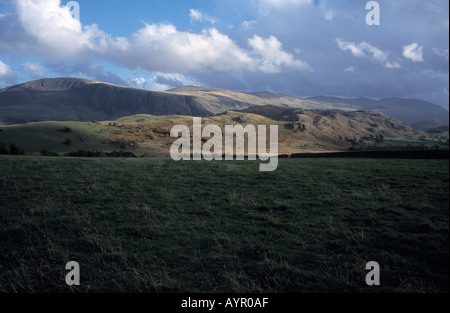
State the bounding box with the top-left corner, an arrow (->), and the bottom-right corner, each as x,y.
120,138 -> 128,149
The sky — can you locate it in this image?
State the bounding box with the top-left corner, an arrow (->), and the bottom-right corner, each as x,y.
0,0 -> 449,108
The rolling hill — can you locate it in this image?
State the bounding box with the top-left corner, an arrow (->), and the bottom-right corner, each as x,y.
0,78 -> 448,128
0,108 -> 431,156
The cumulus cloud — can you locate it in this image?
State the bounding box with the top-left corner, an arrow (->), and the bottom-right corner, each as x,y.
15,0 -> 94,59
1,0 -> 126,61
249,35 -> 312,73
403,43 -> 424,62
110,23 -> 311,74
0,60 -> 17,85
336,39 -> 401,69
117,24 -> 254,73
0,0 -> 309,75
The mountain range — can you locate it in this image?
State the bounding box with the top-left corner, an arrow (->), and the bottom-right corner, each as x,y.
0,78 -> 448,129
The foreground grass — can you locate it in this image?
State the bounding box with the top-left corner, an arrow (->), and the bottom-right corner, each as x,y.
0,156 -> 448,293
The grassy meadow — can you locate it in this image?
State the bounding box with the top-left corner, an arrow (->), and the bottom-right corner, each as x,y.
0,155 -> 448,293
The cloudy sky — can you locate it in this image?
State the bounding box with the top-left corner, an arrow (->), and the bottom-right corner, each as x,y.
0,0 -> 448,108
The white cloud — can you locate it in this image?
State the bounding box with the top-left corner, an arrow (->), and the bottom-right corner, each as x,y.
360,42 -> 388,63
117,24 -> 311,74
0,60 -> 17,84
189,9 -> 217,24
1,1 -> 309,75
16,0 -> 86,58
336,39 -> 401,69
129,77 -> 169,91
403,43 -> 424,62
249,35 -> 312,73
155,72 -> 203,88
129,73 -> 203,91
22,62 -> 44,78
336,39 -> 366,57
11,0 -> 126,60
0,0 -> 99,64
121,24 -> 254,73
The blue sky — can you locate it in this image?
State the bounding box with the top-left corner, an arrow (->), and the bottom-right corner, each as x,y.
0,0 -> 449,108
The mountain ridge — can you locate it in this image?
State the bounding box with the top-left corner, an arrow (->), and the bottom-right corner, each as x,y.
0,78 -> 448,127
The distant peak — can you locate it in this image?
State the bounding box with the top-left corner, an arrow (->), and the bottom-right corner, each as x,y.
6,77 -> 131,92
10,77 -> 96,91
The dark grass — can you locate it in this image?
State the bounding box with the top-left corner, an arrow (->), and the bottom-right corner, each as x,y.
0,156 -> 448,293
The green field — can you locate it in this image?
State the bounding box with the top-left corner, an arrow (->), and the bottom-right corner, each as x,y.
0,156 -> 448,293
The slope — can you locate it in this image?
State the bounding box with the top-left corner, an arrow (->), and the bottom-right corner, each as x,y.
0,106 -> 432,156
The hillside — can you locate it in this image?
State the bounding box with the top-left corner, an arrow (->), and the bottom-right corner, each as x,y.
169,86 -> 339,110
0,107 -> 431,156
0,78 -> 448,128
308,96 -> 450,126
411,119 -> 449,131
